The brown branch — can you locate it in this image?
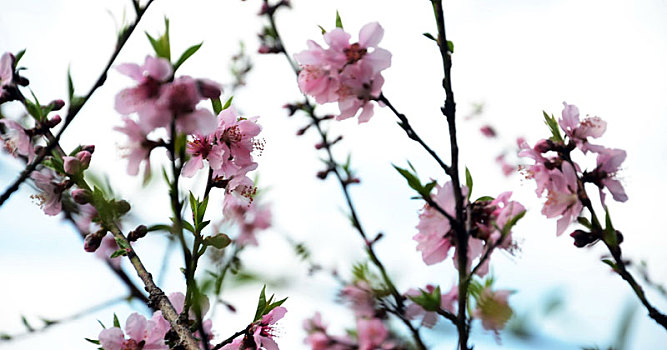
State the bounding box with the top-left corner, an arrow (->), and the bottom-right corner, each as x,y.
107,224 -> 201,350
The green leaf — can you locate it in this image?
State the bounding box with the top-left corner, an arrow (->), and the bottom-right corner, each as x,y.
335,11 -> 343,29
318,25 -> 327,34
21,316 -> 34,332
110,249 -> 127,259
211,98 -> 222,114
393,164 -> 423,194
145,17 -> 171,60
602,207 -> 617,246
113,313 -> 120,328
67,67 -> 74,101
222,96 -> 233,110
204,234 -> 231,249
423,180 -> 437,196
501,210 -> 526,236
446,40 -> 454,53
423,33 -> 436,42
601,259 -> 617,270
253,285 -> 268,322
24,98 -> 42,121
407,286 -> 442,312
173,42 -> 203,72
189,191 -> 198,220
84,338 -> 101,345
465,167 -> 473,200
577,217 -> 592,229
97,319 -> 106,329
14,49 -> 26,66
197,196 -> 209,224
543,111 -> 563,142
475,196 -> 495,202
114,237 -> 130,250
264,297 -> 287,316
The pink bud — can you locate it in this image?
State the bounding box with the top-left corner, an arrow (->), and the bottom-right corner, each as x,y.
71,188 -> 91,204
47,115 -> 62,128
84,232 -> 104,252
82,144 -> 95,153
48,99 -> 65,111
197,78 -> 223,99
76,151 -> 91,170
63,156 -> 82,174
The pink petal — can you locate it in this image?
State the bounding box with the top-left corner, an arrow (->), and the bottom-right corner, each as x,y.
99,327 -> 125,350
358,22 -> 384,48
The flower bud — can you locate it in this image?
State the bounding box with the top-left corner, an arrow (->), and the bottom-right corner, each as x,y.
46,114 -> 62,128
71,188 -> 91,204
128,225 -> 148,242
84,231 -> 104,252
48,99 -> 65,111
570,229 -> 597,248
63,156 -> 82,175
115,200 -> 131,215
82,144 -> 95,153
197,78 -> 223,99
76,150 -> 91,170
534,139 -> 551,153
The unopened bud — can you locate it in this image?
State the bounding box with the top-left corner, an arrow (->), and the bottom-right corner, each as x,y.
258,45 -> 271,54
63,156 -> 82,175
48,99 -> 66,111
71,188 -> 91,204
570,229 -> 597,248
316,169 -> 330,180
314,142 -> 325,150
82,144 -> 95,153
84,231 -> 105,252
76,151 -> 91,170
46,115 -> 62,128
480,125 -> 496,138
534,139 -> 551,153
115,200 -> 131,215
197,79 -> 222,99
296,125 -> 310,136
128,225 -> 148,242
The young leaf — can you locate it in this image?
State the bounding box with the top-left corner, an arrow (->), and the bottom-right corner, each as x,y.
110,249 -> 128,259
21,316 -> 34,332
253,285 -> 268,322
423,33 -> 436,42
543,111 -> 564,142
465,167 -> 473,200
14,49 -> 26,65
84,338 -> 101,345
114,237 -> 130,250
393,165 -> 423,194
173,42 -> 203,72
67,67 -> 74,101
335,10 -> 343,29
211,97 -> 222,115
446,40 -> 455,53
222,96 -> 233,110
113,313 -> 120,328
318,25 -> 327,34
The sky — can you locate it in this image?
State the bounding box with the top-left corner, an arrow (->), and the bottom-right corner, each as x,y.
1,0 -> 667,349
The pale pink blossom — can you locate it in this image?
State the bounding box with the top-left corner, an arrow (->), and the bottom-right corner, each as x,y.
98,312 -> 169,350
114,116 -> 153,176
294,22 -> 391,123
0,52 -> 15,101
95,234 -> 122,268
156,76 -> 217,135
0,119 -> 34,161
223,194 -> 271,246
341,281 -> 376,318
221,307 -> 286,350
357,318 -> 390,350
593,146 -> 628,204
559,102 -> 606,152
472,288 -> 513,333
153,292 -> 213,348
414,182 -> 467,265
542,162 -> 582,236
30,168 -> 63,216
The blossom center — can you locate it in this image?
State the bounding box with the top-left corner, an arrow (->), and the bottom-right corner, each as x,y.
344,43 -> 367,65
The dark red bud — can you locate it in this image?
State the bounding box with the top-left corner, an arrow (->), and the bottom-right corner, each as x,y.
71,188 -> 91,205
84,232 -> 104,252
48,99 -> 66,111
128,225 -> 148,242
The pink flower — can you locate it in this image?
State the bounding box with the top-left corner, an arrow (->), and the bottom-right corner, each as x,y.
414,182 -> 467,265
115,56 -> 172,127
156,76 -> 217,135
472,288 -> 513,333
341,281 -> 376,318
542,162 -> 582,236
0,119 -> 34,162
405,285 -> 457,328
356,318 -> 389,350
95,234 -> 122,268
294,22 -> 391,123
223,194 -> 271,246
114,116 -> 153,176
221,307 -> 286,350
593,146 -> 628,204
558,102 -> 606,152
182,107 -> 262,179
152,292 -> 213,348
30,168 -> 63,216
98,312 -> 169,350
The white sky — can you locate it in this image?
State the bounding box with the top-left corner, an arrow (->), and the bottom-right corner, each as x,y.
1,0 -> 666,349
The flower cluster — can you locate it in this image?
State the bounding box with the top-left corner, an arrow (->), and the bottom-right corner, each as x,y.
294,23 -> 391,123
98,292 -> 213,350
519,102 -> 627,237
414,182 -> 524,275
222,192 -> 271,247
114,55 -> 222,175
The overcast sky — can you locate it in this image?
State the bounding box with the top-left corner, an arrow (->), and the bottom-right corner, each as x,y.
1,0 -> 666,349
